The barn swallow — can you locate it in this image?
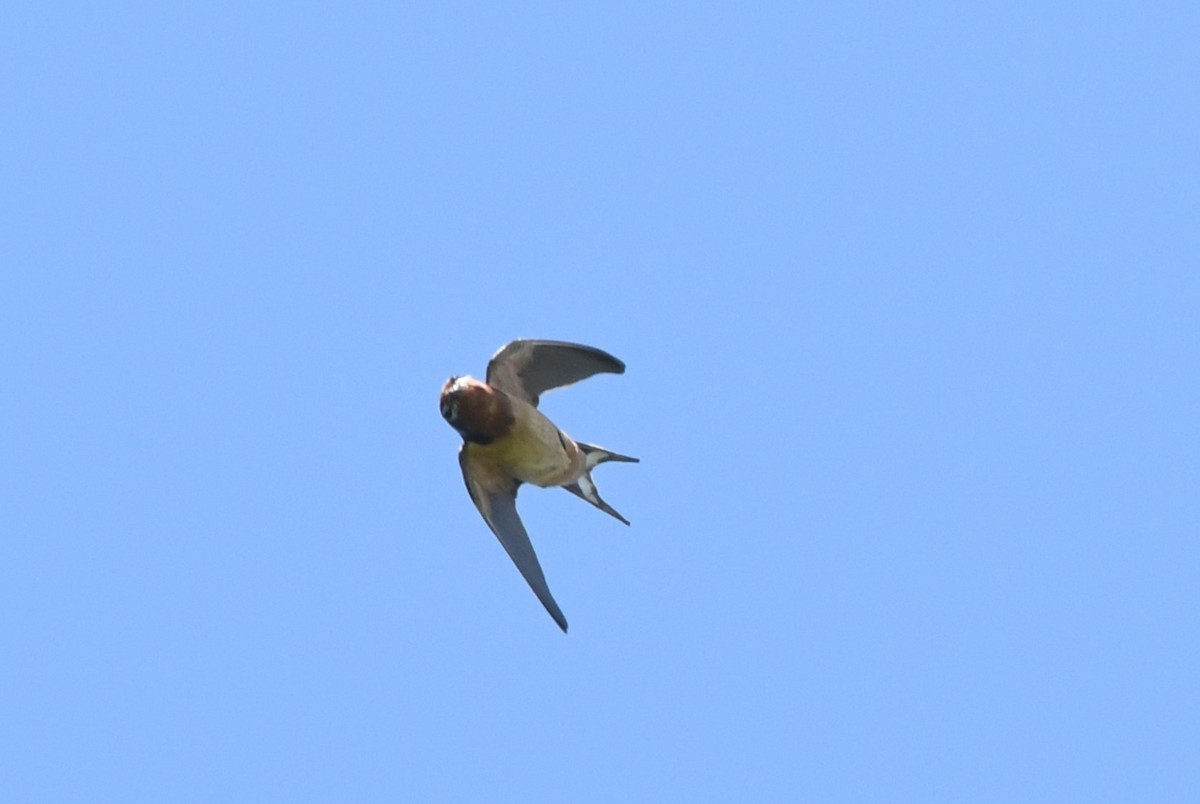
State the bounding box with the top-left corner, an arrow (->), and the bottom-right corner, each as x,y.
440,339 -> 638,632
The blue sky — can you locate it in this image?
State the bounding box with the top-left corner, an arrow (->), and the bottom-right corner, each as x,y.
3,3 -> 1197,801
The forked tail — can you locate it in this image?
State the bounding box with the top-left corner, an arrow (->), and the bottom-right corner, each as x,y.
562,442 -> 639,525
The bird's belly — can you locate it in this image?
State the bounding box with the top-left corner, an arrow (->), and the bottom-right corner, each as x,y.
490,408 -> 578,487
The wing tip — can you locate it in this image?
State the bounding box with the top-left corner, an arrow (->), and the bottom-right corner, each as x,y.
548,605 -> 569,632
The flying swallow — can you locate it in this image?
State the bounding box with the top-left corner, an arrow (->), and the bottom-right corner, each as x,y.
440,339 -> 638,632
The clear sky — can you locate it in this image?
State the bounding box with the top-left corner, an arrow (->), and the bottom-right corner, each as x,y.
3,3 -> 1197,802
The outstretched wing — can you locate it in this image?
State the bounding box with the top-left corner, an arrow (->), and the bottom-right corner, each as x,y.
486,339 -> 625,406
458,446 -> 568,632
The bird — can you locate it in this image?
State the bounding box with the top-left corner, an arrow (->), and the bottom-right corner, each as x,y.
440,339 -> 638,632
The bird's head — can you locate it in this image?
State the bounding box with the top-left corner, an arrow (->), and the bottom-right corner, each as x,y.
439,376 -> 513,444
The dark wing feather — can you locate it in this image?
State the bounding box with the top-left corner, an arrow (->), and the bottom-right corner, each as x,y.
458,448 -> 568,632
486,339 -> 625,406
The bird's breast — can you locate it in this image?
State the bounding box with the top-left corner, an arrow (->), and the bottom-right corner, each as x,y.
482,402 -> 582,487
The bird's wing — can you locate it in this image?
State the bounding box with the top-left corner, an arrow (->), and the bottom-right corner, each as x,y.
459,446 -> 568,632
485,339 -> 625,406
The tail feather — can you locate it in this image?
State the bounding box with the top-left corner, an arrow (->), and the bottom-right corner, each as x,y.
563,442 -> 638,525
579,442 -> 639,469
